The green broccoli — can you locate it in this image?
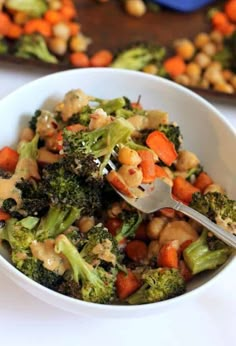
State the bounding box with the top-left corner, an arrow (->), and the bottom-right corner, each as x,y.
15,34 -> 58,64
57,279 -> 82,300
158,123 -> 183,151
5,0 -> 48,18
111,44 -> 166,71
55,234 -> 116,304
63,117 -> 135,174
190,192 -> 236,234
213,31 -> 236,72
183,229 -> 232,275
127,268 -> 186,305
28,110 -> 42,131
66,105 -> 92,127
115,210 -> 143,243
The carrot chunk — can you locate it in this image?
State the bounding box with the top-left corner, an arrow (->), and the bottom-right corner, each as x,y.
0,146 -> 19,172
172,176 -> 200,204
116,269 -> 141,300
138,150 -> 156,183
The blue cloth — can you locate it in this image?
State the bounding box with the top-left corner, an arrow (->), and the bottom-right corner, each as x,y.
152,0 -> 215,12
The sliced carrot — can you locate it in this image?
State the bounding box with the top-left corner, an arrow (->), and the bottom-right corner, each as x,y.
211,11 -> 228,28
137,150 -> 156,183
90,49 -> 113,67
106,170 -> 135,198
158,241 -> 179,269
6,23 -> 23,39
0,210 -> 10,221
69,52 -> 90,67
125,240 -> 148,263
115,269 -> 141,300
146,130 -> 178,166
159,208 -> 176,218
67,22 -> 80,36
44,10 -> 63,24
172,176 -> 200,204
24,19 -> 52,37
194,171 -> 213,192
155,164 -> 168,178
131,102 -> 143,110
0,12 -> 12,35
0,147 -> 19,172
60,5 -> 77,20
163,55 -> 186,78
225,1 -> 236,23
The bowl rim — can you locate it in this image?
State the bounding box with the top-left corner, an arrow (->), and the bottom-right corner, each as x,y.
0,67 -> 235,313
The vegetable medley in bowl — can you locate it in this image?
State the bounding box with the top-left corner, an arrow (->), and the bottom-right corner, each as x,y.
0,69 -> 235,312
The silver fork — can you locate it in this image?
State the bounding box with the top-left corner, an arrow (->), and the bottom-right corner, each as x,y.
104,158 -> 236,249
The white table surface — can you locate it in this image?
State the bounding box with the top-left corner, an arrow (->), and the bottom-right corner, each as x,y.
0,62 -> 235,346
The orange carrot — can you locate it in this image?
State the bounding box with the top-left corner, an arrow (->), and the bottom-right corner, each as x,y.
0,12 -> 12,35
0,210 -> 10,221
155,164 -> 168,178
6,23 -> 23,39
131,102 -> 143,110
44,10 -> 63,24
225,1 -> 236,23
137,150 -> 156,183
158,241 -> 179,269
106,170 -> 135,198
211,11 -> 229,28
146,130 -> 178,166
69,52 -> 90,67
90,49 -> 113,67
194,171 -> 213,192
179,239 -> 193,255
159,208 -> 176,218
60,5 -> 77,20
0,147 -> 19,172
116,269 -> 141,300
172,176 -> 200,204
163,55 -> 186,78
125,240 -> 148,263
67,22 -> 80,36
24,19 -> 52,37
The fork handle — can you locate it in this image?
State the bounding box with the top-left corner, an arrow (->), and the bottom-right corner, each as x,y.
173,201 -> 236,249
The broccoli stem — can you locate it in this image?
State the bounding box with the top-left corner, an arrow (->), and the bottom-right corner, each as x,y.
98,97 -> 126,114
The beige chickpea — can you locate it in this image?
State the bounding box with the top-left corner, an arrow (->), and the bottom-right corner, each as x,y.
194,52 -> 211,69
194,32 -> 210,49
124,0 -> 147,17
128,115 -> 149,131
146,217 -> 168,240
214,82 -> 234,94
201,42 -> 217,57
204,66 -> 224,85
174,74 -> 191,86
199,78 -> 210,89
19,127 -> 34,142
159,220 -> 199,246
210,30 -> 223,44
186,62 -> 201,84
204,183 -> 225,195
147,240 -> 160,261
118,146 -> 141,166
78,216 -> 95,233
143,64 -> 158,74
107,202 -> 123,218
174,39 -> 195,60
69,34 -> 92,52
48,37 -> 67,56
222,69 -> 234,82
118,165 -> 143,188
230,75 -> 236,89
52,22 -> 71,41
175,150 -> 200,172
48,0 -> 62,10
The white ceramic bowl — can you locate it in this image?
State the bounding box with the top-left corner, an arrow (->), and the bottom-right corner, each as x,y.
0,68 -> 235,317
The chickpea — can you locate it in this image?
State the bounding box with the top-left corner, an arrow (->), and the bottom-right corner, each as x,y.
48,0 -> 62,10
19,127 -> 34,142
185,62 -> 201,83
52,22 -> 71,41
107,202 -> 123,218
174,74 -> 190,86
146,217 -> 168,240
204,66 -> 224,85
194,52 -> 211,69
210,30 -> 223,44
118,165 -> 143,188
159,220 -> 199,246
174,39 -> 195,60
118,146 -> 141,166
201,42 -> 217,57
143,64 -> 158,74
204,183 -> 225,194
175,150 -> 200,172
78,216 -> 95,233
48,37 -> 67,56
194,32 -> 210,49
199,78 -> 210,89
69,34 -> 92,52
147,240 -> 160,261
214,82 -> 234,94
124,0 -> 147,17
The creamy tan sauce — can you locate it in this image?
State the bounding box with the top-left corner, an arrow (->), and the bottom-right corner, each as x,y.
30,239 -> 70,275
92,238 -> 116,266
0,175 -> 21,204
15,157 -> 40,180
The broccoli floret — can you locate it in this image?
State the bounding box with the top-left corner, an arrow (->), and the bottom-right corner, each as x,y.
127,268 -> 186,305
15,34 -> 57,64
185,165 -> 203,182
5,0 -> 48,17
213,32 -> 236,72
55,234 -> 116,304
183,229 -> 232,275
0,39 -> 8,54
66,105 -> 92,127
79,224 -> 122,267
63,117 -> 135,174
111,44 -> 166,71
57,279 -> 82,300
93,97 -> 127,114
158,124 -> 183,151
190,192 -> 236,234
115,210 -> 143,243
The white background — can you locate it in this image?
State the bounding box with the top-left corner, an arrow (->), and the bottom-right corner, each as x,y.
0,62 -> 235,346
